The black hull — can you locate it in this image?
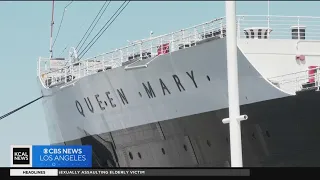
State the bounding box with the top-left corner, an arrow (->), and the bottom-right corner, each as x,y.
60,90 -> 320,167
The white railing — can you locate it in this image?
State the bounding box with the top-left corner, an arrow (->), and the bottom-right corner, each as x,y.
38,17 -> 226,88
237,15 -> 320,40
268,67 -> 320,93
37,15 -> 320,89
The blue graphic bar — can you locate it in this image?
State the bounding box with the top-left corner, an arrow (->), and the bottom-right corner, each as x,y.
32,145 -> 92,168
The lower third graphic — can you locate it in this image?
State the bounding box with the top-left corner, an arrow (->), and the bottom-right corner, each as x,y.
32,145 -> 92,168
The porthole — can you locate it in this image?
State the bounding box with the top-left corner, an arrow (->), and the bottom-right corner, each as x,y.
129,152 -> 133,160
266,130 -> 270,137
183,144 -> 187,151
207,140 -> 211,147
161,148 -> 165,155
137,152 -> 142,159
252,133 -> 256,139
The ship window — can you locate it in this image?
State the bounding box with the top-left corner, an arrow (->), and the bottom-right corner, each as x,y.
300,29 -> 306,39
183,144 -> 188,151
266,130 -> 270,137
291,28 -> 306,40
129,152 -> 133,160
137,152 -> 142,159
161,148 -> 165,155
252,133 -> 256,140
207,140 -> 211,147
207,75 -> 211,81
264,31 -> 268,39
258,29 -> 262,39
244,30 -> 249,39
250,29 -> 254,39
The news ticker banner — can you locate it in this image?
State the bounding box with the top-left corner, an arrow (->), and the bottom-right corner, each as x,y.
10,145 -> 92,168
10,168 -> 251,176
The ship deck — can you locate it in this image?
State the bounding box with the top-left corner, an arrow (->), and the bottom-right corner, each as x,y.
37,15 -> 320,93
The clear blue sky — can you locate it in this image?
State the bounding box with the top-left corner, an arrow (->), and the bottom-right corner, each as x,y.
0,1 -> 318,167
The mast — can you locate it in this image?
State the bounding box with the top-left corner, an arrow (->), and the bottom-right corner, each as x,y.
267,1 -> 270,30
222,1 -> 248,167
50,0 -> 55,59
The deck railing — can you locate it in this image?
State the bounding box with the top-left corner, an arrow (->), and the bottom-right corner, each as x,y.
268,66 -> 320,93
237,15 -> 320,40
37,15 -> 320,89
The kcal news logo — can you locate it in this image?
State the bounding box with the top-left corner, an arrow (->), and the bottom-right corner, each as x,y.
11,145 -> 33,167
10,145 -> 92,168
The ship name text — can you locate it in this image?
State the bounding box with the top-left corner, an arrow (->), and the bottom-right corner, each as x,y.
75,70 -> 200,117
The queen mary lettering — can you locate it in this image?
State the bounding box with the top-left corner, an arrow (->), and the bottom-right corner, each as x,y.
75,88 -> 129,117
75,71 -> 198,117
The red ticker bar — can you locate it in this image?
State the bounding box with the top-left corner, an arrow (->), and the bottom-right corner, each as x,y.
57,168 -> 250,176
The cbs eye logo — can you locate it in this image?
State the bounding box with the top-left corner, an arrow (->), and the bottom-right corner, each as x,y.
43,148 -> 48,154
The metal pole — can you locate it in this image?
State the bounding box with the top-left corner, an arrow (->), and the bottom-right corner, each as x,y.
267,1 -> 270,18
222,1 -> 248,167
50,0 -> 55,59
267,1 -> 270,31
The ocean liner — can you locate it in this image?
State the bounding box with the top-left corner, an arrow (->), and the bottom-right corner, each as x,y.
38,9 -> 320,167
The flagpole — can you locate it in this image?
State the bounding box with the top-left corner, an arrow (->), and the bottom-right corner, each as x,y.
50,0 -> 55,59
268,0 -> 270,16
267,1 -> 270,29
223,1 -> 248,167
